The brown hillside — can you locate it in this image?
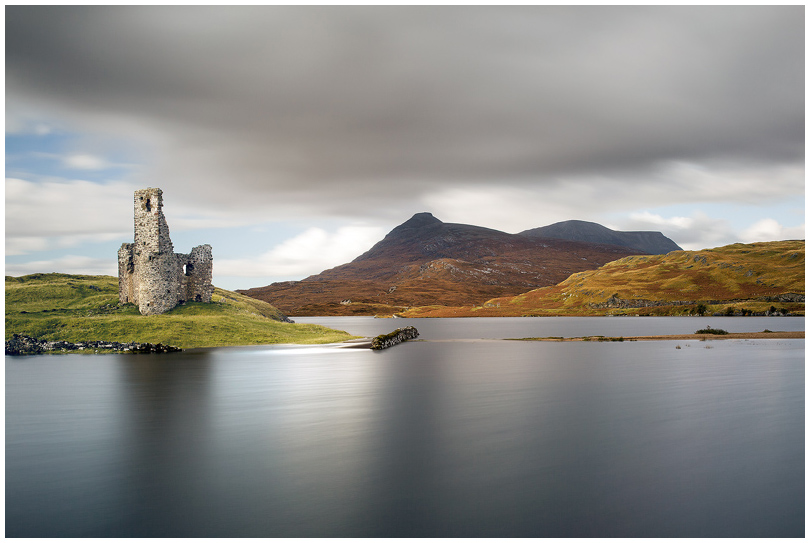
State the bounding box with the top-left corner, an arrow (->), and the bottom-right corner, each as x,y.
403,240 -> 805,317
239,213 -> 639,315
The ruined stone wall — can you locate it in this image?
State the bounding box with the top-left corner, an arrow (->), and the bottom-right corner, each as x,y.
177,245 -> 214,303
134,187 -> 174,255
118,242 -> 136,304
118,188 -> 213,315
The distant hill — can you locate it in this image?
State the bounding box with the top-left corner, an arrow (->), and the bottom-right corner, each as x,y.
519,220 -> 681,255
240,213 -> 639,315
403,240 -> 805,317
5,273 -> 354,348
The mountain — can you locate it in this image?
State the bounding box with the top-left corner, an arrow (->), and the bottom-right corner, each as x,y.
403,240 -> 805,318
519,220 -> 681,255
240,213 -> 642,315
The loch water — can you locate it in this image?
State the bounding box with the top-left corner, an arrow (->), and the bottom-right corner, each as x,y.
6,317 -> 805,537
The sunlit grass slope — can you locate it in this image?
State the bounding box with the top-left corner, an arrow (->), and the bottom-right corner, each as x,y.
5,273 -> 357,348
404,240 -> 805,317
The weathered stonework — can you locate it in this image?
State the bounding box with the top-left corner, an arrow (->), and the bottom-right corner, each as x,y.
119,188 -> 213,315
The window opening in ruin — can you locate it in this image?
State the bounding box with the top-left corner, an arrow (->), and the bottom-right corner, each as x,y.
184,263 -> 194,276
145,198 -> 151,212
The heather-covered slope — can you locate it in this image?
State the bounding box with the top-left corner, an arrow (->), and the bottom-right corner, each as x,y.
403,240 -> 805,317
240,213 -> 638,315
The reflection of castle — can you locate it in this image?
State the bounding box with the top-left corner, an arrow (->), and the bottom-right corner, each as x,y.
118,188 -> 213,315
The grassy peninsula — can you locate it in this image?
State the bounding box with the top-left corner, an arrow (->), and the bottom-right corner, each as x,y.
5,273 -> 357,349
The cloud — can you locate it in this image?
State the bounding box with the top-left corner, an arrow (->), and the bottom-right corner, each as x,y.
419,159 -> 804,235
622,211 -> 805,251
215,225 -> 385,280
4,6 -> 803,286
4,177 -> 270,255
741,219 -> 805,243
4,6 -> 803,225
63,153 -> 108,170
624,211 -> 735,249
5,178 -> 134,253
5,233 -> 125,257
5,236 -> 52,256
5,255 -> 117,277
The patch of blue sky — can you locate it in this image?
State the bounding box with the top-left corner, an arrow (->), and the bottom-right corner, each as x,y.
6,129 -> 142,183
168,223 -> 305,260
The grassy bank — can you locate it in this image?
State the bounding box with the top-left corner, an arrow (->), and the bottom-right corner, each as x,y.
5,273 -> 357,349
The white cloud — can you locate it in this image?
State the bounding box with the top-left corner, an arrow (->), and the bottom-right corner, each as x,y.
215,225 -> 385,280
5,232 -> 127,257
6,236 -> 51,256
5,255 -> 117,277
418,158 -> 804,238
5,177 -> 134,254
623,211 -> 737,250
622,211 -> 805,250
741,218 -> 805,243
4,113 -> 56,135
63,153 -> 108,170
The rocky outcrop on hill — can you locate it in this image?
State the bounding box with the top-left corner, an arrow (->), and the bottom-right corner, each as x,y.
5,334 -> 182,355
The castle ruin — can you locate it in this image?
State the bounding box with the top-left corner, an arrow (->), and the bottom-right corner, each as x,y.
118,188 -> 213,315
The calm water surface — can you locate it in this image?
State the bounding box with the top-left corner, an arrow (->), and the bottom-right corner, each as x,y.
294,314 -> 806,339
6,317 -> 804,537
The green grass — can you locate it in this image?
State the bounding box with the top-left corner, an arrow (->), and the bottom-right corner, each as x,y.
6,273 -> 357,348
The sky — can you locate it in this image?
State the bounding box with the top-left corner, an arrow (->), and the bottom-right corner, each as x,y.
5,5 -> 805,291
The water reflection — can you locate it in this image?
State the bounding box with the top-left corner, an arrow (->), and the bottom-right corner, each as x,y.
294,315 -> 805,340
6,334 -> 804,537
116,352 -> 215,536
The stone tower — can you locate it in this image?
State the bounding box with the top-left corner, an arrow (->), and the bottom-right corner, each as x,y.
118,188 -> 213,315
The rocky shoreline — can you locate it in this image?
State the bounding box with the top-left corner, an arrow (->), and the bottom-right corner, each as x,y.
5,334 -> 182,356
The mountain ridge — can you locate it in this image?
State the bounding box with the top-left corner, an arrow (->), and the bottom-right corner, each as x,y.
240,213 -> 677,315
520,219 -> 681,255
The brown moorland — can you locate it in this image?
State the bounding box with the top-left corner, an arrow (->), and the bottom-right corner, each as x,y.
402,240 -> 805,317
